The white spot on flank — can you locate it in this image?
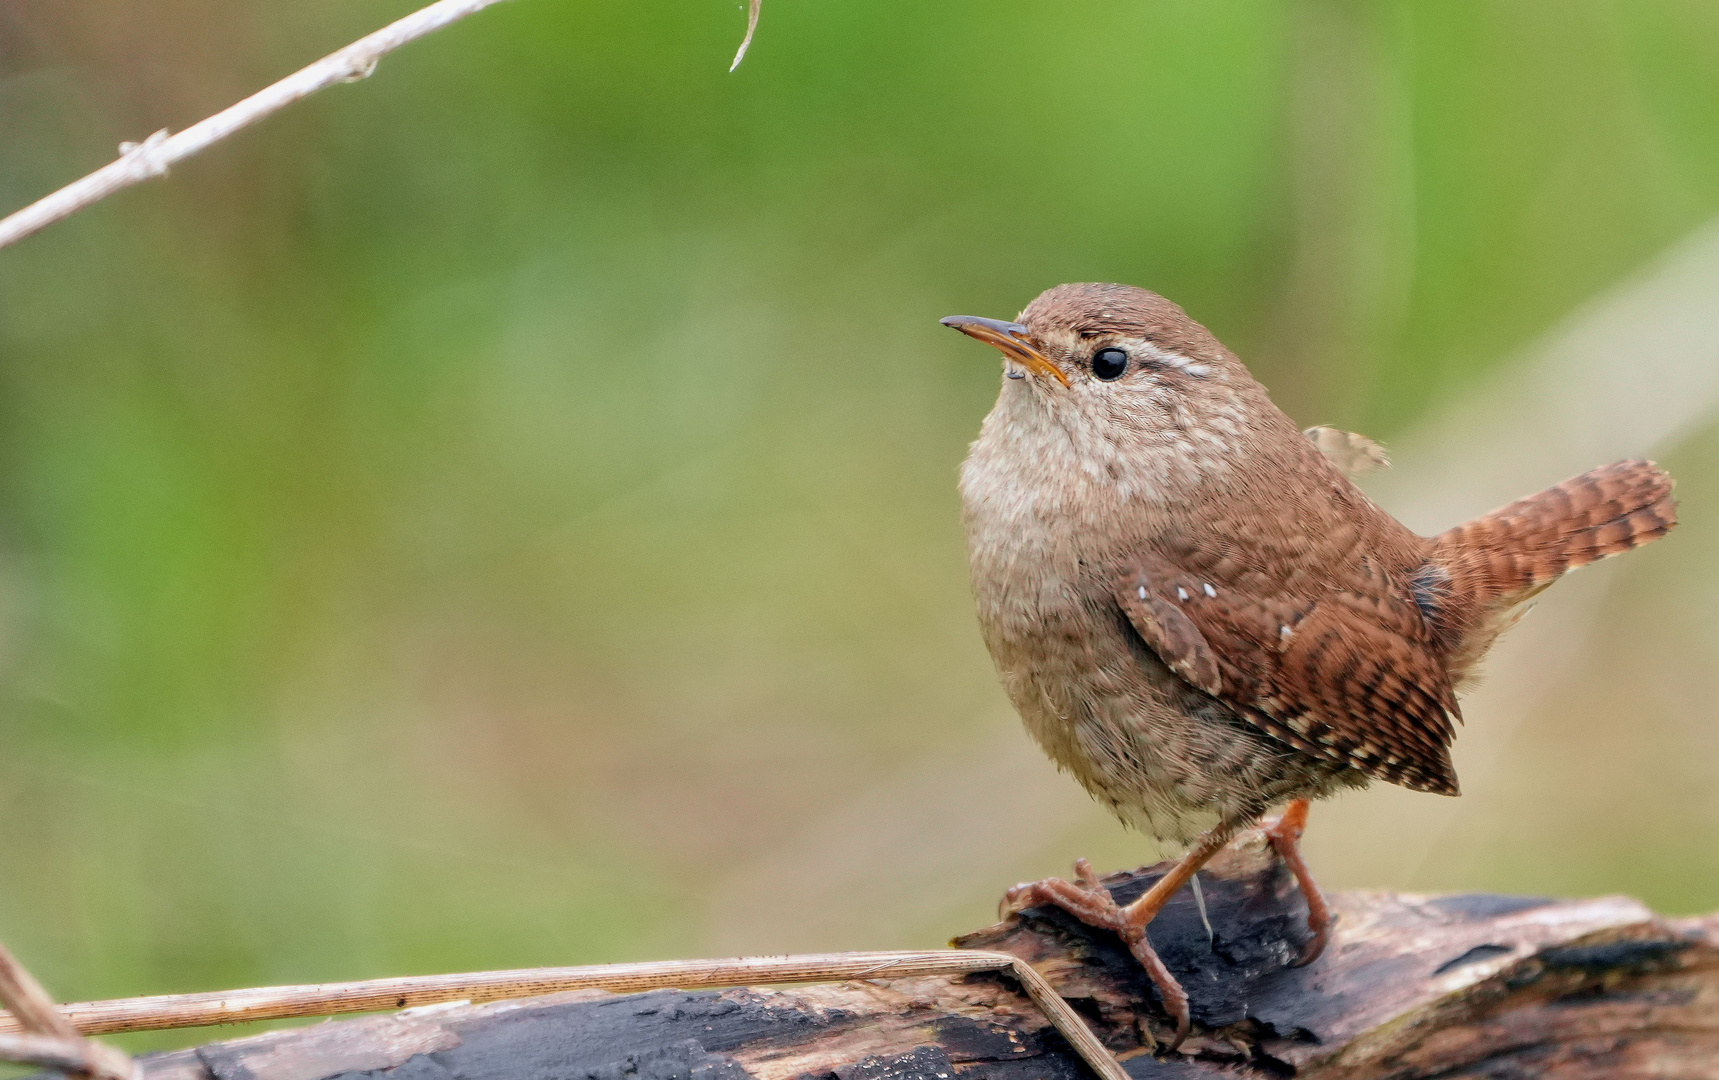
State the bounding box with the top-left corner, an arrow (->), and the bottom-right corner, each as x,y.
1203,583 -> 1217,598
1137,586 -> 1147,600
1280,625 -> 1293,640
1177,587 -> 1190,602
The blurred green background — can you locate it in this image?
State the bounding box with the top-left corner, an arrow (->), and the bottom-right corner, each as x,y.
1,0 -> 1717,1054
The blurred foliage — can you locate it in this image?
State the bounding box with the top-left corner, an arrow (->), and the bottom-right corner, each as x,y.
0,0 -> 1716,1055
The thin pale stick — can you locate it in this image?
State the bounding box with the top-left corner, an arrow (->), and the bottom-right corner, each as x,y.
0,950 -> 1127,1080
0,944 -> 137,1080
1189,872 -> 1214,942
0,941 -> 79,1039
0,1033 -> 137,1080
0,0 -> 517,252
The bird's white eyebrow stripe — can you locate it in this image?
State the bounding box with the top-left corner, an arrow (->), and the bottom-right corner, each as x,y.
1139,343 -> 1210,377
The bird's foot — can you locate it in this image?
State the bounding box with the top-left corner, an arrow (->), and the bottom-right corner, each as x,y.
1000,857 -> 1111,919
1264,798 -> 1334,966
1001,858 -> 1191,1051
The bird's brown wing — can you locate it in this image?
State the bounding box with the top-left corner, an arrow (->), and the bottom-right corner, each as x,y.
1115,551 -> 1461,796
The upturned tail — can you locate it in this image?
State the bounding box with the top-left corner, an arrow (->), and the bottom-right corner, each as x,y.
1425,459 -> 1676,677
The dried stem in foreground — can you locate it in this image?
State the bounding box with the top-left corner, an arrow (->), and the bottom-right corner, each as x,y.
0,943 -> 135,1080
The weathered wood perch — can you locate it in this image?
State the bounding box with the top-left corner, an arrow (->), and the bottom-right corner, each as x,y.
77,832 -> 1719,1079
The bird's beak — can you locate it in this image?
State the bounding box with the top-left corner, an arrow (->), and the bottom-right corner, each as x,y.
940,316 -> 1070,387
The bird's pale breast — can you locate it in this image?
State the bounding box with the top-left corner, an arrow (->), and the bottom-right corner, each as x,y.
960,398 -> 1362,849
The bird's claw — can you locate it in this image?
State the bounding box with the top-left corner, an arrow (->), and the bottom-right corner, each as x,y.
1291,913 -> 1334,967
997,860 -> 1193,1052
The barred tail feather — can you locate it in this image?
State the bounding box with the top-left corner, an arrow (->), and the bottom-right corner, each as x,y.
1428,460 -> 1676,680
1437,460 -> 1675,600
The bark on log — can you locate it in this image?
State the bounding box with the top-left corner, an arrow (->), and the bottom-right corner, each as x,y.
127,832 -> 1719,1080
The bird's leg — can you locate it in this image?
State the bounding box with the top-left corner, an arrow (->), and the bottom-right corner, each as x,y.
1263,798 -> 1333,966
1001,822 -> 1242,1051
1114,821 -> 1239,939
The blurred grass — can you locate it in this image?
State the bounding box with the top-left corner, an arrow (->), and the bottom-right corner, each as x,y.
0,0 -> 1716,1056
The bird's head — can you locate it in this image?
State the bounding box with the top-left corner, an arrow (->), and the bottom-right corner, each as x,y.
942,283 -> 1250,432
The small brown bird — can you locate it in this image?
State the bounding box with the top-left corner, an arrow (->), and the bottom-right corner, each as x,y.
944,283 -> 1676,1047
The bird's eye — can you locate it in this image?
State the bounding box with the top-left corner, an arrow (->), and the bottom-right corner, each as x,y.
1091,347 -> 1128,381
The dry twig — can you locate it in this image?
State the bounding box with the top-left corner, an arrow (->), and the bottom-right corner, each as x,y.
0,942 -> 136,1080
0,0 -> 773,252
0,0 -> 520,252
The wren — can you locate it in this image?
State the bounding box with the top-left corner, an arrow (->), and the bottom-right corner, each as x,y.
944,283 -> 1676,1048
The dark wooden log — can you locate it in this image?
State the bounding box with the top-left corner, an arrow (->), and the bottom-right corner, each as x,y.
126,832 -> 1719,1080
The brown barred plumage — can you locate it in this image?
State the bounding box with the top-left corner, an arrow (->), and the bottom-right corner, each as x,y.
950,283 -> 1679,1043
1101,459 -> 1677,800
1429,459 -> 1677,683
961,285 -> 1679,828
